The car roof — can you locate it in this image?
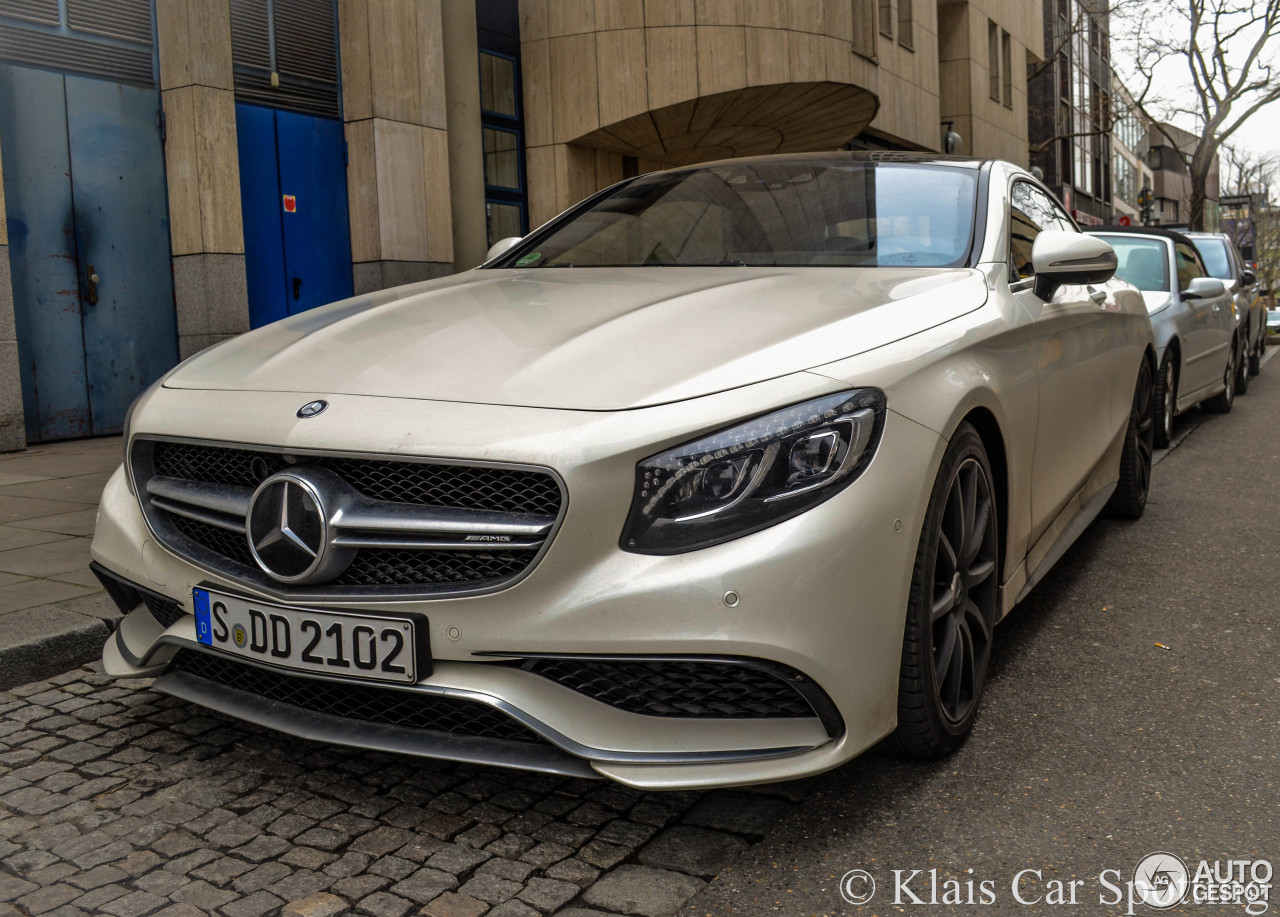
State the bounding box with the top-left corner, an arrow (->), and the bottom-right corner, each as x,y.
1087,225 -> 1197,247
663,150 -> 989,172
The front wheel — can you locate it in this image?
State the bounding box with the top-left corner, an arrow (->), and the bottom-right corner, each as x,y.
889,423 -> 1000,758
1235,335 -> 1251,396
1104,357 -> 1154,520
1204,340 -> 1236,413
1153,354 -> 1175,449
1250,325 -> 1264,376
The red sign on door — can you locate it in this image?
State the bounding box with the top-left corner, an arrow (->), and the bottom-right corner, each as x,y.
282,194 -> 297,213
1118,215 -> 1132,225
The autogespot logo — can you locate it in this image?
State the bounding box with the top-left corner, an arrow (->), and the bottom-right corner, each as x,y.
840,869 -> 876,905
1133,852 -> 1190,909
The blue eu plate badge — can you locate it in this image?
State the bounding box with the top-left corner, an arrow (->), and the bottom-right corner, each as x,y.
193,588 -> 213,645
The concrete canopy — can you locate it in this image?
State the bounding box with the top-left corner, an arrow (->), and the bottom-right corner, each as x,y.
573,81 -> 880,168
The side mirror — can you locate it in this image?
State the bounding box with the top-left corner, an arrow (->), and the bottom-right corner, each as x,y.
1241,268 -> 1257,285
486,236 -> 523,263
1182,276 -> 1227,300
1031,231 -> 1118,300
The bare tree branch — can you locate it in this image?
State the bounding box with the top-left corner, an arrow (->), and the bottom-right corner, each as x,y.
1115,0 -> 1280,229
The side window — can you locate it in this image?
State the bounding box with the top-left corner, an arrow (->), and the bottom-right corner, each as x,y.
1044,196 -> 1077,232
1010,182 -> 1043,280
1174,242 -> 1206,292
1010,182 -> 1073,279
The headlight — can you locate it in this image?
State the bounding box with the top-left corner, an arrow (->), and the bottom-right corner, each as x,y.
621,390 -> 886,554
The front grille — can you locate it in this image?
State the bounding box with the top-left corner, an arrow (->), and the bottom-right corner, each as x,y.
522,658 -> 819,719
142,593 -> 186,628
153,441 -> 562,515
171,650 -> 542,743
172,514 -> 256,567
132,439 -> 565,598
334,549 -> 530,587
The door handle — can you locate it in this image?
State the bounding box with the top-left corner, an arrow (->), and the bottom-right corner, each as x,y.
85,264 -> 99,305
292,276 -> 302,300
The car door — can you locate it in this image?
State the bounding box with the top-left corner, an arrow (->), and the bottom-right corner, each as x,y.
1175,240 -> 1232,396
1008,182 -> 1125,544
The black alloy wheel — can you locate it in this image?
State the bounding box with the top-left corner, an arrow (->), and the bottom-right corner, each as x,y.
890,423 -> 999,757
1236,335 -> 1251,396
1105,357 -> 1154,520
1205,340 -> 1236,413
1153,355 -> 1175,449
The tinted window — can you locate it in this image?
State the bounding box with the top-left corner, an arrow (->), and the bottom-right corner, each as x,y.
495,162 -> 980,268
1101,236 -> 1170,292
1194,238 -> 1233,280
1010,181 -> 1074,279
1175,242 -> 1207,292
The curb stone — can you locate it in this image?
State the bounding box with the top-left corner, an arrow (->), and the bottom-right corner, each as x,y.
0,593 -> 119,690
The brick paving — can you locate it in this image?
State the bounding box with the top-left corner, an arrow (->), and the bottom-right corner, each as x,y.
0,665 -> 807,917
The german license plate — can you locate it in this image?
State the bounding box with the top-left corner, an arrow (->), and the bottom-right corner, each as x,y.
192,587 -> 425,684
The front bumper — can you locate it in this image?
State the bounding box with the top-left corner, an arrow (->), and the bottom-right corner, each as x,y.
93,384 -> 943,789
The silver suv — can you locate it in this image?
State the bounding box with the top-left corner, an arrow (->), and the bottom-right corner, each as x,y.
1186,231 -> 1266,389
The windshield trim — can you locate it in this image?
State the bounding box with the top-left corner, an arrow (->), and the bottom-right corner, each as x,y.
485,160 -> 991,271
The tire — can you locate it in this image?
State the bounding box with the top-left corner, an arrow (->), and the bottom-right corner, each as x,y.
1235,335 -> 1250,396
1251,324 -> 1264,376
1204,338 -> 1236,413
1104,357 -> 1154,520
1153,353 -> 1175,449
888,422 -> 999,758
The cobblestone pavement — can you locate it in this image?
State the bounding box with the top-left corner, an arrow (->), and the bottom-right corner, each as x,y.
0,665 -> 807,917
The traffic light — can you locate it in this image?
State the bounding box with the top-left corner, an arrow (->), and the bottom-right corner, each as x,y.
1138,187 -> 1153,225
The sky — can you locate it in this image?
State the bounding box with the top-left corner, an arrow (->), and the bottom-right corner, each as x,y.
1111,1 -> 1280,174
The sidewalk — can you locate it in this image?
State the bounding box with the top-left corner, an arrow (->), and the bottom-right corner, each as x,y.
0,435 -> 123,687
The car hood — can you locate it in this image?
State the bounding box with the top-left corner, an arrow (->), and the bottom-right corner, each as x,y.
166,267 -> 987,410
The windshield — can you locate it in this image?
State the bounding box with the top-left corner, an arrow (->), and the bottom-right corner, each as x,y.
1194,238 -> 1233,280
495,161 -> 980,269
1101,236 -> 1171,292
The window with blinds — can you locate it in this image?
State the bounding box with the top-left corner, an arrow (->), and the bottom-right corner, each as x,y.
1001,30 -> 1013,107
988,20 -> 1000,101
0,0 -> 154,85
878,0 -> 893,39
230,0 -> 340,118
852,0 -> 876,60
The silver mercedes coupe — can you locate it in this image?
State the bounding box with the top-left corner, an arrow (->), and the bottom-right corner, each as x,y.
91,153 -> 1154,789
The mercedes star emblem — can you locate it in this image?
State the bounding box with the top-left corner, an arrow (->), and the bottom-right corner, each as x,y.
247,472 -> 336,583
297,400 -> 328,418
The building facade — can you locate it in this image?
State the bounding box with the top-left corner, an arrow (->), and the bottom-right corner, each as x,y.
1147,121 -> 1219,230
0,0 -> 1043,449
1027,0 -> 1111,224
1109,79 -> 1151,224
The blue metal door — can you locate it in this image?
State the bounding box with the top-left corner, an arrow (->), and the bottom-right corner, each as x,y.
66,75 -> 180,433
0,66 -> 90,440
236,104 -> 288,329
237,104 -> 352,328
0,65 -> 177,442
